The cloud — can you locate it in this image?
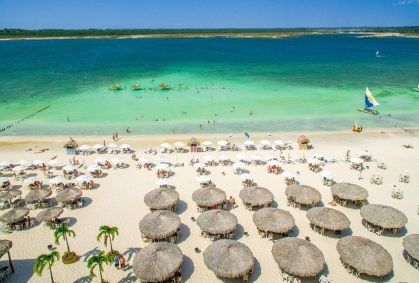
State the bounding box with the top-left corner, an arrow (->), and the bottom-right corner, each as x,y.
394,0 -> 419,5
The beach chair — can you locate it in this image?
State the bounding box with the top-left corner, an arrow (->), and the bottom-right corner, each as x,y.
319,275 -> 331,283
0,225 -> 11,234
0,202 -> 9,210
0,266 -> 10,282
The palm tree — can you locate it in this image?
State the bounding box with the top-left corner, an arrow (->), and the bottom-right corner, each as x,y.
96,225 -> 119,254
87,250 -> 112,283
33,251 -> 60,283
54,223 -> 76,253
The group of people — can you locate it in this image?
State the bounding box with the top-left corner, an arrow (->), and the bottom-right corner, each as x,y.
112,133 -> 120,141
113,254 -> 127,270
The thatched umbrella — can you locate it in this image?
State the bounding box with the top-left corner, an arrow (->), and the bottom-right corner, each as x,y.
56,188 -> 82,203
187,137 -> 200,146
307,207 -> 350,231
272,238 -> 324,277
0,208 -> 29,225
0,190 -> 21,201
197,209 -> 237,235
133,242 -> 183,282
297,135 -> 310,144
192,187 -> 226,208
0,240 -> 12,258
144,188 -> 179,210
297,135 -> 310,149
63,138 -> 78,149
239,186 -> 274,208
0,240 -> 14,273
253,208 -> 295,234
360,204 -> 407,230
285,185 -> 321,206
204,239 -> 254,279
331,183 -> 368,202
403,234 -> 419,262
24,188 -> 52,204
36,207 -> 64,222
337,236 -> 393,277
139,210 -> 181,240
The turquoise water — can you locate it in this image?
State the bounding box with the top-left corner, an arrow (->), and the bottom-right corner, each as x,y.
0,35 -> 419,135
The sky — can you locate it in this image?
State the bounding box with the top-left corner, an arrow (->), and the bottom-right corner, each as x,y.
0,0 -> 419,29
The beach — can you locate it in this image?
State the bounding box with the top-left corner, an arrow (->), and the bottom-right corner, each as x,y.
1,128 -> 418,282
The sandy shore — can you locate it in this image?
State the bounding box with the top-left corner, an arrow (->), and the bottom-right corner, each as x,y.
0,128 -> 418,282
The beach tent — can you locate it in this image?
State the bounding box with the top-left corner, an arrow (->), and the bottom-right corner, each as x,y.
187,137 -> 200,152
63,138 -> 78,155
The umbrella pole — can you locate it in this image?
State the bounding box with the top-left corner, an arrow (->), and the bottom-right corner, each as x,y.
7,251 -> 14,273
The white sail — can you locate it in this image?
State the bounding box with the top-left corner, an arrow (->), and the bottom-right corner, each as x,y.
365,87 -> 380,106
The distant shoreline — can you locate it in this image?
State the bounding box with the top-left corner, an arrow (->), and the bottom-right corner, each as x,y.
1,28 -> 418,41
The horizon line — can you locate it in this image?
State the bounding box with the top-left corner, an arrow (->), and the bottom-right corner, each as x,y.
2,26 -> 419,31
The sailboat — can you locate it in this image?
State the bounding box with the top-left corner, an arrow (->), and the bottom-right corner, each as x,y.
375,51 -> 383,58
358,87 -> 379,115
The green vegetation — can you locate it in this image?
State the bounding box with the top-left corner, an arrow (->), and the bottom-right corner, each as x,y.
87,250 -> 113,283
1,27 -> 418,39
54,223 -> 78,264
96,225 -> 119,257
33,251 -> 60,283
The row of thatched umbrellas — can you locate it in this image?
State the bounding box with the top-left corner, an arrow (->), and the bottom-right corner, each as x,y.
130,236 -> 400,280
0,188 -> 82,227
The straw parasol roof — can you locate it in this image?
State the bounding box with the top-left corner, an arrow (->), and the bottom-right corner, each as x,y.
285,185 -> 321,206
239,186 -> 274,207
253,208 -> 295,234
204,239 -> 254,279
0,190 -> 22,201
187,137 -> 200,146
0,208 -> 29,225
139,210 -> 181,240
307,207 -> 350,231
133,242 -> 183,282
197,209 -> 237,235
403,234 -> 419,261
63,138 -> 78,148
36,207 -> 64,222
0,240 -> 12,258
24,188 -> 52,204
272,238 -> 325,277
192,187 -> 226,207
360,204 -> 407,229
56,188 -> 82,203
144,188 -> 179,210
297,135 -> 310,144
337,236 -> 393,277
331,183 -> 368,201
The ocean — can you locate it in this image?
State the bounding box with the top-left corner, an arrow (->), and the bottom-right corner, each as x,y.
1,35 -> 418,135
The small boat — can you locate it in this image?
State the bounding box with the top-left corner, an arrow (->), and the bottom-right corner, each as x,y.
375,51 -> 383,58
358,87 -> 379,115
159,83 -> 170,90
131,83 -> 142,90
410,84 -> 419,92
111,83 -> 123,91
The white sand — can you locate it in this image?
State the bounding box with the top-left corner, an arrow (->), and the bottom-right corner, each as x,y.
0,128 -> 418,283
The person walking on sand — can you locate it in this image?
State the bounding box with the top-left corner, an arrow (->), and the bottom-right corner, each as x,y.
119,255 -> 126,269
114,255 -> 120,269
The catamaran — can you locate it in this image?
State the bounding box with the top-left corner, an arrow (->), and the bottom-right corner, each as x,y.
358,87 -> 379,115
